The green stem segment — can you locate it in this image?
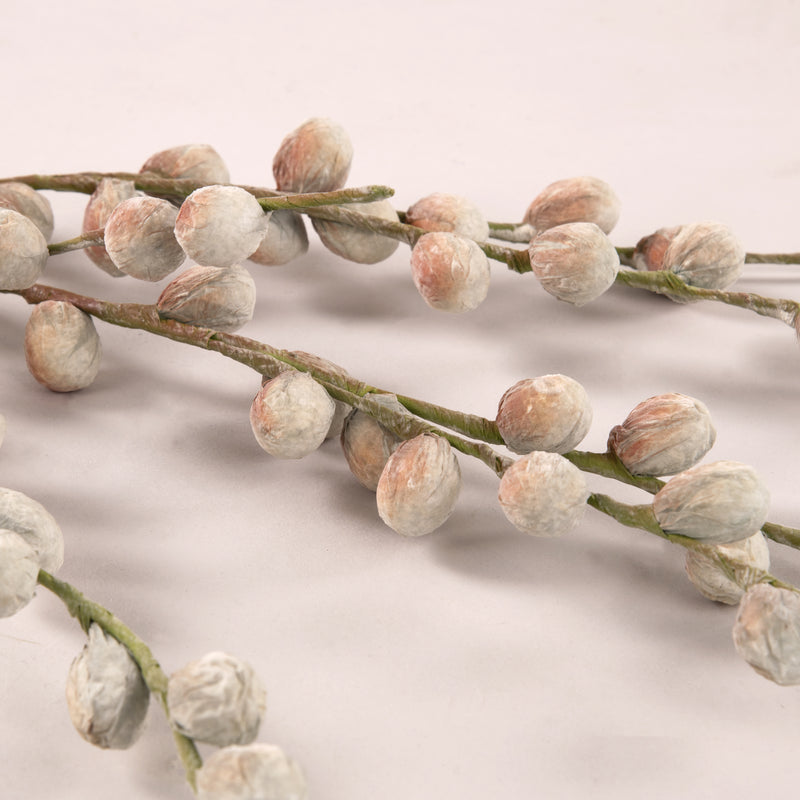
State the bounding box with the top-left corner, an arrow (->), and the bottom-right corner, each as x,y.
36,569 -> 202,792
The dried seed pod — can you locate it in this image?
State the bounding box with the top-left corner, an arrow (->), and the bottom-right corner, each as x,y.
157,264 -> 256,332
523,176 -> 621,235
311,199 -> 400,264
662,221 -> 745,289
140,143 -> 230,184
498,451 -> 588,536
0,182 -> 54,240
0,530 -> 40,618
104,196 -> 185,281
250,371 -> 335,459
248,210 -> 309,267
25,300 -> 102,392
685,532 -> 770,605
608,393 -> 716,477
632,225 -> 682,271
0,208 -> 49,290
406,192 -> 489,241
496,374 -> 592,455
285,351 -> 351,439
66,624 -> 150,749
653,461 -> 770,545
82,178 -> 139,277
167,652 -> 267,747
174,185 -> 267,267
0,487 -> 64,572
528,222 -> 619,306
341,409 -> 402,491
376,433 -> 461,537
732,583 -> 800,685
410,231 -> 491,312
197,743 -> 307,800
273,117 -> 353,193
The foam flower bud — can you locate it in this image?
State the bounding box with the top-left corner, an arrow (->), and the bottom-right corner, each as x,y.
140,143 -> 230,184
496,374 -> 592,455
608,393 -> 716,477
685,532 -> 770,605
0,208 -> 49,290
157,264 -> 256,332
0,487 -> 64,572
732,583 -> 800,685
285,351 -> 351,439
498,451 -> 588,536
167,652 -> 267,747
25,300 -> 102,392
197,743 -> 307,800
410,231 -> 490,312
528,222 -> 619,306
174,185 -> 267,267
104,196 -> 185,281
653,461 -> 770,545
250,371 -> 335,459
340,409 -> 402,491
523,176 -> 621,235
82,178 -> 139,277
0,182 -> 54,240
66,623 -> 150,749
249,210 -> 309,267
273,117 -> 353,193
311,199 -> 400,264
0,530 -> 40,618
376,433 -> 461,536
662,221 -> 745,289
632,225 -> 682,271
405,193 -> 489,241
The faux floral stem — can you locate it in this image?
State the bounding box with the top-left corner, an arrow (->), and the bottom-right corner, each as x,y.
36,569 -> 202,792
48,229 -> 105,256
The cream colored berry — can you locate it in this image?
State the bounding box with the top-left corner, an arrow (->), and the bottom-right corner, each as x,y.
0,208 -> 49,290
632,225 -> 682,271
312,199 -> 399,264
406,192 -> 489,241
285,351 -> 351,439
0,530 -> 40,618
0,182 -> 54,240
341,409 -> 402,491
0,487 -> 64,572
140,143 -> 230,184
249,210 -> 309,267
523,176 -> 621,235
663,221 -> 744,289
82,178 -> 139,277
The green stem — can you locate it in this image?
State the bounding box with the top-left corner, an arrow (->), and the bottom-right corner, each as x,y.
36,569 -> 202,792
48,229 -> 105,256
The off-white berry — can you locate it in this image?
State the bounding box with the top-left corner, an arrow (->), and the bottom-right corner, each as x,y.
410,231 -> 490,312
0,530 -> 40,618
82,178 -> 138,277
496,374 -> 592,455
406,192 -> 489,241
197,743 -> 307,800
0,182 -> 54,240
662,221 -> 745,289
25,300 -> 102,392
273,117 -> 353,193
249,210 -> 309,267
167,652 -> 267,747
285,351 -> 351,439
250,371 -> 335,459
608,393 -> 716,477
498,451 -> 588,536
340,409 -> 402,491
632,225 -> 682,271
528,222 -> 619,306
312,199 -> 400,264
376,433 -> 461,536
140,143 -> 230,184
523,176 -> 621,235
0,487 -> 64,572
0,208 -> 49,290
174,185 -> 267,267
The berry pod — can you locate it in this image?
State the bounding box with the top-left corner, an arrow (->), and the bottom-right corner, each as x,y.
167,652 -> 267,747
376,433 -> 461,536
174,185 -> 267,267
0,182 -> 54,240
196,743 -> 307,800
524,176 -> 621,236
285,351 -> 351,439
273,117 -> 353,193
340,409 -> 402,491
652,461 -> 770,545
104,196 -> 185,281
685,532 -> 770,605
0,208 -> 49,290
0,530 -> 40,618
250,371 -> 335,459
732,583 -> 800,685
82,178 -> 139,277
249,210 -> 309,267
0,487 -> 64,572
410,231 -> 491,312
662,221 -> 744,289
311,199 -> 400,264
608,393 -> 716,477
140,143 -> 230,184
25,300 -> 102,392
498,451 -> 588,536
495,374 -> 592,455
406,192 -> 489,241
528,222 -> 619,306
157,264 -> 256,332
632,225 -> 682,271
66,624 -> 150,749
